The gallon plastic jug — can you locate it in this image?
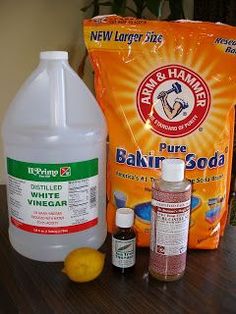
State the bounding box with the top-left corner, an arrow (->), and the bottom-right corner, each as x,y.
2,51 -> 107,261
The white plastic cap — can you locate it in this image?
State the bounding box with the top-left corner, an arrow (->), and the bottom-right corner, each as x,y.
161,158 -> 185,182
116,208 -> 134,228
40,51 -> 68,60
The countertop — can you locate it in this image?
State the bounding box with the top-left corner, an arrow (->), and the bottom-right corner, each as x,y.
0,186 -> 236,314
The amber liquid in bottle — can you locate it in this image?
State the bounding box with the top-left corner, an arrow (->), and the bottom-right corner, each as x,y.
112,227 -> 136,274
149,159 -> 192,281
112,208 -> 136,274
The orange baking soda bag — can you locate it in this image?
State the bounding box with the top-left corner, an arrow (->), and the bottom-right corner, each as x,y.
84,16 -> 236,249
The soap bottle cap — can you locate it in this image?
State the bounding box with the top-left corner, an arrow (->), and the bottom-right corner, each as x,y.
161,158 -> 185,182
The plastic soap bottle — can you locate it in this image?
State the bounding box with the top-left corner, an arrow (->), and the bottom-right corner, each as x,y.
2,51 -> 107,262
149,158 -> 191,281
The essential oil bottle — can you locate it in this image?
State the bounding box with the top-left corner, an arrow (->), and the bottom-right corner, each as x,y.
149,158 -> 192,281
112,208 -> 136,274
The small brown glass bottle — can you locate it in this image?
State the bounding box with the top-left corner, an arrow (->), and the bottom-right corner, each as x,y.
112,208 -> 136,274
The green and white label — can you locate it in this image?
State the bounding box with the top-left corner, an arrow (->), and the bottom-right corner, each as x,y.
7,158 -> 99,234
112,237 -> 136,268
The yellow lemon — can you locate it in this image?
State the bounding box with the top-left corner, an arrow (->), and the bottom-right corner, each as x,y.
62,247 -> 105,283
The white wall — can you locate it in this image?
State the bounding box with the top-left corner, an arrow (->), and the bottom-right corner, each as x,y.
0,0 -> 92,183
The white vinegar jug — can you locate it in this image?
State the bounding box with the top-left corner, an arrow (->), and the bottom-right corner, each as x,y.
2,51 -> 107,261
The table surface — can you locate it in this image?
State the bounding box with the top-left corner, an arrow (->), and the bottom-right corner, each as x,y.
0,186 -> 236,314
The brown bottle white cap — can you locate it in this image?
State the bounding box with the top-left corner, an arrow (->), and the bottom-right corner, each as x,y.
116,208 -> 134,228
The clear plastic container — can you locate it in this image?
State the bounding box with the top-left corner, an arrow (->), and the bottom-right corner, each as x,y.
2,51 -> 107,261
149,159 -> 191,281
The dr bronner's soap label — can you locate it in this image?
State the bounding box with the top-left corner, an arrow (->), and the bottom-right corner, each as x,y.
150,189 -> 191,276
7,158 -> 98,234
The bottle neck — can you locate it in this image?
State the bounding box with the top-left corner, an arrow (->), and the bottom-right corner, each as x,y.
39,59 -> 69,128
117,226 -> 133,232
156,177 -> 191,193
39,59 -> 69,67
